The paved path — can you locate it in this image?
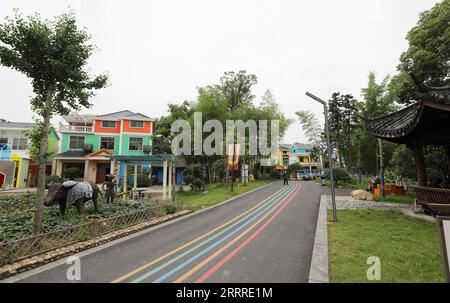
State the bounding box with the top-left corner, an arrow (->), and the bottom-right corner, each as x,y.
13,181 -> 322,283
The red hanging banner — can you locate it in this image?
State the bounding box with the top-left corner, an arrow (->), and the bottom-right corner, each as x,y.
233,144 -> 241,171
226,144 -> 234,171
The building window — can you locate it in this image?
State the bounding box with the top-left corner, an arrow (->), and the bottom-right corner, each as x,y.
12,138 -> 28,150
69,136 -> 85,149
100,137 -> 115,150
128,137 -> 143,151
130,120 -> 144,128
102,120 -> 116,128
0,137 -> 8,147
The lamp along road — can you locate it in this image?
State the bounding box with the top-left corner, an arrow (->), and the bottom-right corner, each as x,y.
112,183 -> 301,283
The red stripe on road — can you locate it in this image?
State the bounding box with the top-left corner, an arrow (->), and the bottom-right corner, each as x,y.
195,183 -> 301,283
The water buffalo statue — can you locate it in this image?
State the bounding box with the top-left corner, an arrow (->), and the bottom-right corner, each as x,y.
44,181 -> 101,216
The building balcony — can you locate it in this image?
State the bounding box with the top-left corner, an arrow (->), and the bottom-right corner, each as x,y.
58,124 -> 93,133
299,162 -> 321,167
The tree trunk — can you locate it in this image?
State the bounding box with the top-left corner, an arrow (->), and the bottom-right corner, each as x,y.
33,88 -> 53,235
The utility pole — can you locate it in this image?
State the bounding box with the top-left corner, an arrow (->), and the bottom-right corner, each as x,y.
306,92 -> 337,222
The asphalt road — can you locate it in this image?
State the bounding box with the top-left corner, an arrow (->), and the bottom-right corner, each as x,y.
14,181 -> 322,283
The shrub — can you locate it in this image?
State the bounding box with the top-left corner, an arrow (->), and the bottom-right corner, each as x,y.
324,168 -> 352,185
270,171 -> 281,180
184,175 -> 194,190
193,179 -> 204,192
165,203 -> 178,214
64,167 -> 81,180
45,175 -> 63,187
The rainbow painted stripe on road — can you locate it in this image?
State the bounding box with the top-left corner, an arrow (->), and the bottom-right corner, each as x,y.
112,182 -> 300,283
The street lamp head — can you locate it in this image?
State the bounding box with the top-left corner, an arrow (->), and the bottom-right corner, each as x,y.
305,92 -> 326,105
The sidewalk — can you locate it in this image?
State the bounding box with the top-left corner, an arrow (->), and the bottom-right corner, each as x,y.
308,195 -> 329,283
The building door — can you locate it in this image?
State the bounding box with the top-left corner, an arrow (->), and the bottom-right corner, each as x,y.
96,163 -> 110,184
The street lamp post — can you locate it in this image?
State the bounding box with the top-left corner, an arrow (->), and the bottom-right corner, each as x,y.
306,92 -> 337,222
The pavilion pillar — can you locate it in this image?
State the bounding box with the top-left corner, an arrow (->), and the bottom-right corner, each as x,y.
123,164 -> 128,200
133,164 -> 138,199
445,145 -> 450,179
168,161 -> 172,200
163,160 -> 167,201
411,138 -> 427,187
83,159 -> 89,182
172,162 -> 176,202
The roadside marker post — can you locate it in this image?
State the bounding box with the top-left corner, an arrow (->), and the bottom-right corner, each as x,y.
436,216 -> 450,283
306,92 -> 337,222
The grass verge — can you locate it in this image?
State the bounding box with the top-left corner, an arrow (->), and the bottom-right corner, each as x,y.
328,209 -> 444,283
373,192 -> 416,204
179,179 -> 273,212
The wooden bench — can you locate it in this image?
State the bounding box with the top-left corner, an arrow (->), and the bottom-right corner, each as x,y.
412,186 -> 450,215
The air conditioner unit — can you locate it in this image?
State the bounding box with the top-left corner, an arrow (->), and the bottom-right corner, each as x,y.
83,144 -> 93,153
143,145 -> 152,153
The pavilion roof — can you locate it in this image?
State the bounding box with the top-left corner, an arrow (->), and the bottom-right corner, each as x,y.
366,83 -> 450,146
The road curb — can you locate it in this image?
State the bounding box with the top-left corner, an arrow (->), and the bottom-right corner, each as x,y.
308,194 -> 329,283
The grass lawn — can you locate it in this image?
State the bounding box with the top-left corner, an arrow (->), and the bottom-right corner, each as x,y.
316,179 -> 367,190
328,209 -> 445,283
179,179 -> 273,212
373,192 -> 416,204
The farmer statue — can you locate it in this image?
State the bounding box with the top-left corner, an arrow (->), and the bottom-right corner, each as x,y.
102,174 -> 117,203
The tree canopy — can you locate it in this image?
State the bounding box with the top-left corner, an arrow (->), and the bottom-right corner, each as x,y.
0,10 -> 108,233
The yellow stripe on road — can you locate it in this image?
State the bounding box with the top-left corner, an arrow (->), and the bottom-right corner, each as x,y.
111,184 -> 286,283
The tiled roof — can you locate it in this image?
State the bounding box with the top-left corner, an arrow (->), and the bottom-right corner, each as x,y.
292,142 -> 312,149
279,143 -> 291,150
0,121 -> 35,129
54,150 -> 87,158
365,84 -> 450,145
365,103 -> 422,139
66,110 -> 153,122
97,110 -> 135,119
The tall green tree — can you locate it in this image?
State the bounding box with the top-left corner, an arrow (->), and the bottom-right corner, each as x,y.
153,101 -> 193,154
328,92 -> 360,170
26,123 -> 59,161
0,11 -> 108,234
220,70 -> 257,111
295,110 -> 326,168
361,72 -> 397,176
295,110 -> 324,151
399,0 -> 450,87
167,71 -> 290,182
388,0 -> 450,104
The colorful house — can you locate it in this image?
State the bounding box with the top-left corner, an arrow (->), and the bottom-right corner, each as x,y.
53,110 -> 155,184
273,144 -> 291,172
289,143 -> 322,179
0,121 -> 58,188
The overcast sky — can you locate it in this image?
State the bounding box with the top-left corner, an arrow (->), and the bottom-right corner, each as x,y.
0,0 -> 441,143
